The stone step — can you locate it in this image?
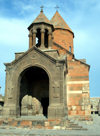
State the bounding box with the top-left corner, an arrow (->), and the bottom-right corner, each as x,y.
0,118 -> 87,130
66,127 -> 87,130
65,119 -> 87,130
69,125 -> 82,128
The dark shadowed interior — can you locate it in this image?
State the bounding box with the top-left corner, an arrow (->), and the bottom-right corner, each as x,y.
19,66 -> 49,117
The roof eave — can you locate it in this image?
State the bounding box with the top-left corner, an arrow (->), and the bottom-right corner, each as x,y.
54,28 -> 74,38
53,42 -> 74,56
28,22 -> 54,31
74,58 -> 90,70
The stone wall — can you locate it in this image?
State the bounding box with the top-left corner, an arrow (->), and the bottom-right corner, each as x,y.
53,29 -> 74,53
0,95 -> 4,115
67,57 -> 90,116
90,97 -> 100,114
52,43 -> 91,117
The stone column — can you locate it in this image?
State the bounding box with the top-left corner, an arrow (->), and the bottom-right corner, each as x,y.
41,29 -> 45,48
48,31 -> 52,48
28,32 -> 32,48
32,30 -> 36,46
2,67 -> 17,117
48,63 -> 66,119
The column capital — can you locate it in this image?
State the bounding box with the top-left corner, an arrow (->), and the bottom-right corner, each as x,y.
32,29 -> 37,34
28,33 -> 32,37
52,34 -> 54,39
41,29 -> 45,33
48,31 -> 52,35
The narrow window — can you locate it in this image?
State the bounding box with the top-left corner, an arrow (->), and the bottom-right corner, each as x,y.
91,105 -> 93,109
69,46 -> 71,52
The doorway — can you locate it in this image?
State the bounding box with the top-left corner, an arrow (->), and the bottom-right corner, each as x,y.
19,66 -> 49,117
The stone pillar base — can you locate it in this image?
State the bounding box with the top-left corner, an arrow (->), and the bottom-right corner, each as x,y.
48,104 -> 65,119
2,105 -> 17,118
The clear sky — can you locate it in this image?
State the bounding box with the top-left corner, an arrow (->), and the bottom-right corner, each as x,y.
0,0 -> 100,97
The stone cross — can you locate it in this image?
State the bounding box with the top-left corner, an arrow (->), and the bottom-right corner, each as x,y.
40,5 -> 44,12
55,5 -> 59,11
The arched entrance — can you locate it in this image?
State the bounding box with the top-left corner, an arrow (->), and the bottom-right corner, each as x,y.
19,66 -> 49,117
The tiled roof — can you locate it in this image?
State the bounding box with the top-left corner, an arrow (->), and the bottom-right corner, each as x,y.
33,10 -> 51,24
51,11 -> 73,33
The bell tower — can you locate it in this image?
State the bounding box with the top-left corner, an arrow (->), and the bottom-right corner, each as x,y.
28,9 -> 54,49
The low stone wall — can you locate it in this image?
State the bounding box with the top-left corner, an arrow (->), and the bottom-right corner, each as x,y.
90,97 -> 100,114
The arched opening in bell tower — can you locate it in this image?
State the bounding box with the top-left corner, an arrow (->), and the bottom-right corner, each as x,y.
44,29 -> 48,48
19,66 -> 49,117
36,28 -> 41,47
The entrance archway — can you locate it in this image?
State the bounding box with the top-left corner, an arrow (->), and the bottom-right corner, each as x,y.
19,66 -> 49,117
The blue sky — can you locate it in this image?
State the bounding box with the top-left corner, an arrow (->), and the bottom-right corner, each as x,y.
0,0 -> 100,97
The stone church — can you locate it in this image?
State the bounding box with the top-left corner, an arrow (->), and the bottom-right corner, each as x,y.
3,9 -> 91,119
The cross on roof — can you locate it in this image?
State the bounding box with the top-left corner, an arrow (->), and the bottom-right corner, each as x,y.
55,5 -> 59,11
40,5 -> 44,12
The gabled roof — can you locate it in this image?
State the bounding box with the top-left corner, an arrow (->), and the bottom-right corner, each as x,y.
51,11 -> 73,33
53,42 -> 90,69
4,46 -> 66,66
33,10 -> 51,24
53,42 -> 74,56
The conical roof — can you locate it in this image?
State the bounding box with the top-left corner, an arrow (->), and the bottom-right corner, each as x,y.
51,11 -> 73,33
33,10 -> 51,24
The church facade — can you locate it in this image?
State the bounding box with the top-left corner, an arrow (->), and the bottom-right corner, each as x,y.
3,9 -> 91,119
